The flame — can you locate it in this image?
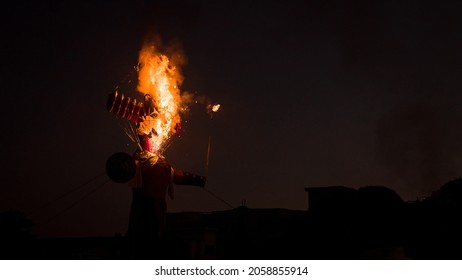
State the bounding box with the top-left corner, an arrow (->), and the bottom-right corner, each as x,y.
212,104 -> 221,112
136,44 -> 184,154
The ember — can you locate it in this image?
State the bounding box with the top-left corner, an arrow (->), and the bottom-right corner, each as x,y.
212,104 -> 221,112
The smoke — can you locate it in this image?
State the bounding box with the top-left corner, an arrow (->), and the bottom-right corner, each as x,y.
375,102 -> 462,199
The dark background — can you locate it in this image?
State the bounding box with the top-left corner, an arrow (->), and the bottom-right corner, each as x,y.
1,0 -> 462,237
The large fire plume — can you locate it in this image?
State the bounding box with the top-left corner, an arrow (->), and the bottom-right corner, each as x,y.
107,41 -> 221,154
136,44 -> 185,154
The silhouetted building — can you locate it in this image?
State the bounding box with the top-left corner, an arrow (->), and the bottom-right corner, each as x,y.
405,178 -> 462,259
350,186 -> 406,259
6,178 -> 462,260
37,235 -> 123,260
167,212 -> 217,259
304,186 -> 356,212
0,210 -> 36,260
303,186 -> 356,259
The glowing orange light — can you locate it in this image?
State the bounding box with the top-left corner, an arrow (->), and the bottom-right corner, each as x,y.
136,45 -> 184,154
212,104 -> 221,112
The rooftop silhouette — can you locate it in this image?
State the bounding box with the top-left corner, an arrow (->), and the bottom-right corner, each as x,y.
2,178 -> 462,260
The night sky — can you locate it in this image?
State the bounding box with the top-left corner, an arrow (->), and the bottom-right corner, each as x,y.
2,0 -> 462,237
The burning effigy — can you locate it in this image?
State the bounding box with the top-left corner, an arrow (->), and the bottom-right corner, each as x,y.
107,44 -> 186,154
105,42 -> 218,259
106,43 -> 209,184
